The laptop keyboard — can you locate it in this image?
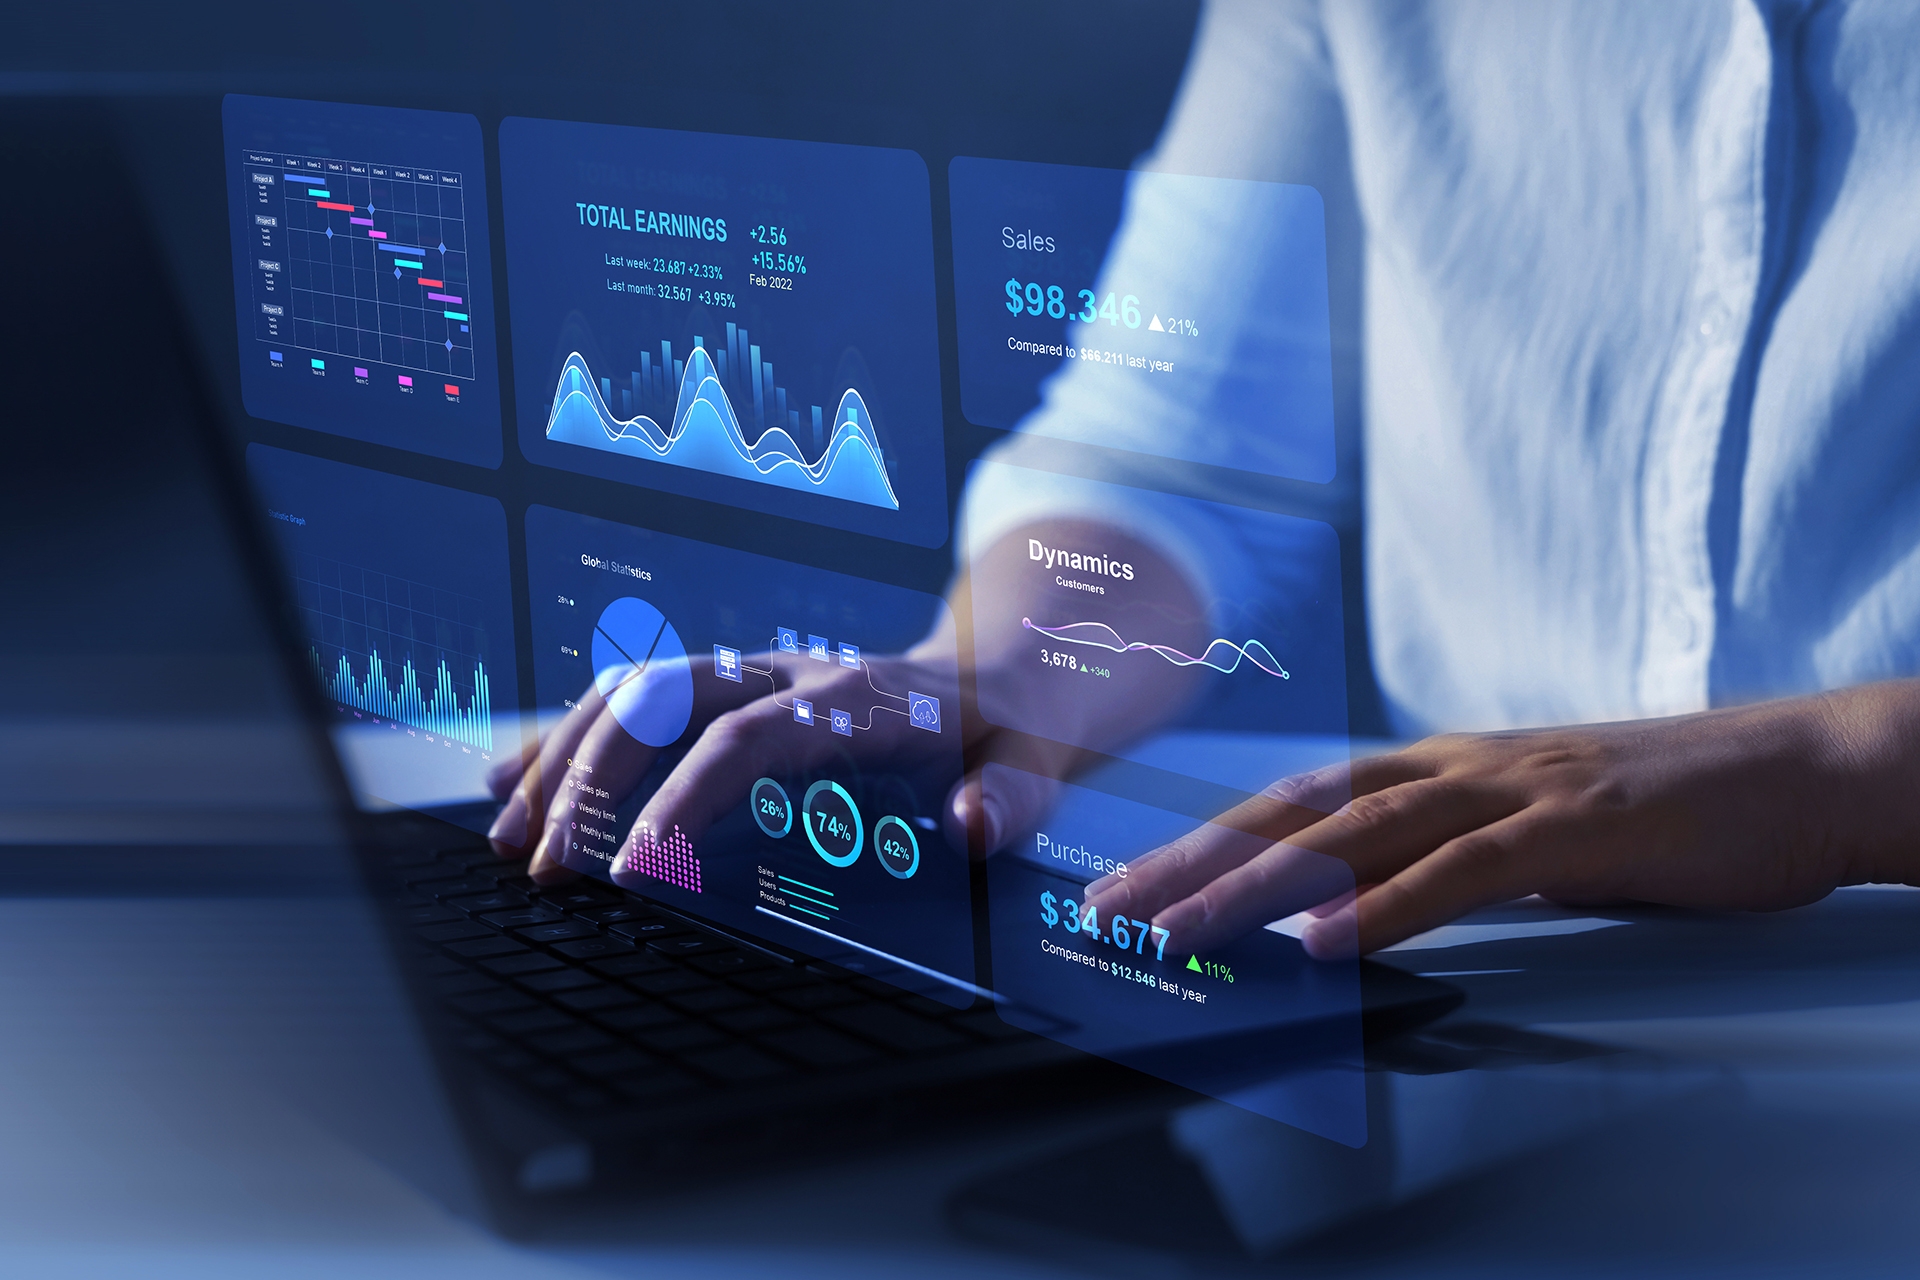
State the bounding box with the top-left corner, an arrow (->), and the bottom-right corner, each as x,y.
393,839 -> 1023,1111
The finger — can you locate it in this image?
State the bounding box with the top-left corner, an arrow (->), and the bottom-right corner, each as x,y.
608,693 -> 870,890
519,658 -> 763,871
1275,774 -> 1527,889
1081,753 -> 1433,925
1143,839 -> 1366,955
488,689 -> 603,854
1301,809 -> 1543,958
485,739 -> 539,800
537,696 -> 671,877
944,758 -> 1064,858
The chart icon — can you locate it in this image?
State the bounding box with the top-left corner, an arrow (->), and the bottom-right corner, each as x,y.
591,597 -> 693,748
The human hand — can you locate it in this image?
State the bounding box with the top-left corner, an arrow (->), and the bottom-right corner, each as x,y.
1084,684 -> 1920,957
485,519 -> 1210,883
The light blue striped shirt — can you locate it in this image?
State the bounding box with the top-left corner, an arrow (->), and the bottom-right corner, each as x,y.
967,0 -> 1920,735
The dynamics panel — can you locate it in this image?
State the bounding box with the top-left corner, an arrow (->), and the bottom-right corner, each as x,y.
223,96 -> 502,466
501,119 -> 947,546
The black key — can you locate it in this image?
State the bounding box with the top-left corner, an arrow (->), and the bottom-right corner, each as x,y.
480,951 -> 565,976
554,986 -> 639,1013
417,921 -> 494,944
689,951 -> 781,977
733,967 -> 821,992
594,1003 -> 685,1033
402,904 -> 460,926
445,889 -> 529,915
527,1026 -> 616,1056
480,907 -> 564,930
647,935 -> 733,959
517,969 -> 603,995
446,936 -> 530,960
635,1023 -> 725,1054
607,919 -> 694,943
488,1008 -> 577,1036
571,1048 -> 656,1078
711,1005 -> 802,1035
537,884 -> 624,911
952,1011 -> 1029,1041
668,987 -> 755,1015
770,983 -> 863,1011
759,1025 -> 881,1068
493,874 -> 537,894
445,850 -> 517,871
450,989 -> 537,1017
626,969 -> 717,997
552,936 -> 636,962
824,1004 -> 966,1052
684,1044 -> 789,1083
421,876 -> 504,900
587,952 -> 671,979
577,905 -> 656,927
516,920 -> 600,944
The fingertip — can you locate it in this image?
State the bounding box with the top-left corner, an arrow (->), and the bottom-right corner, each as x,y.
486,794 -> 528,851
1300,907 -> 1360,961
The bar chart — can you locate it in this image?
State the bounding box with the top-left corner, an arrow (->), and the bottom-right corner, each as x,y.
244,150 -> 475,384
294,551 -> 496,754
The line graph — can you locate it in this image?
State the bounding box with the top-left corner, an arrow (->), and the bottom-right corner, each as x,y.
544,342 -> 900,510
1022,618 -> 1291,680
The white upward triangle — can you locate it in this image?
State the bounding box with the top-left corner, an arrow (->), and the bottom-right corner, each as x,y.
1148,314 -> 1165,332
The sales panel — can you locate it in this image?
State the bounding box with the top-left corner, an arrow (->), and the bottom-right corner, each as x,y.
950,157 -> 1336,483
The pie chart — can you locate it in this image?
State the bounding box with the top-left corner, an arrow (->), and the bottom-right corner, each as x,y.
591,597 -> 694,748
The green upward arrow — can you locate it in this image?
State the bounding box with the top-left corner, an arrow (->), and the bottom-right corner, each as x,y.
1186,955 -> 1202,973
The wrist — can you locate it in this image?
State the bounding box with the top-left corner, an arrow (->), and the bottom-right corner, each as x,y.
1810,679 -> 1920,885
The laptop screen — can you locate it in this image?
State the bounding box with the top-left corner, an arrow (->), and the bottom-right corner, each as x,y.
218,48 -> 1365,1144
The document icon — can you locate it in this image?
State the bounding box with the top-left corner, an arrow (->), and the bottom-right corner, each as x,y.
713,645 -> 742,682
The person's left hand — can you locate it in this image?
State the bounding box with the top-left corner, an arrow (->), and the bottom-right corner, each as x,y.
1083,683 -> 1920,957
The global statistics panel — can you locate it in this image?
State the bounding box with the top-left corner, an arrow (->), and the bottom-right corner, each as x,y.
525,505 -> 971,998
223,96 -> 502,467
500,119 -> 947,547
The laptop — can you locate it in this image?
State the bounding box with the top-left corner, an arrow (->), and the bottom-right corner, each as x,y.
130,71 -> 1464,1235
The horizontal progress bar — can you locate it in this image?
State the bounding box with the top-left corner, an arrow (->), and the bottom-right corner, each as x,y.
416,277 -> 443,287
395,259 -> 425,269
428,293 -> 462,303
377,243 -> 427,255
306,189 -> 330,197
350,217 -> 373,226
315,201 -> 354,212
442,310 -> 468,320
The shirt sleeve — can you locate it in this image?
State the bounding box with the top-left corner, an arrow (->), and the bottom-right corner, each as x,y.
959,0 -> 1359,633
